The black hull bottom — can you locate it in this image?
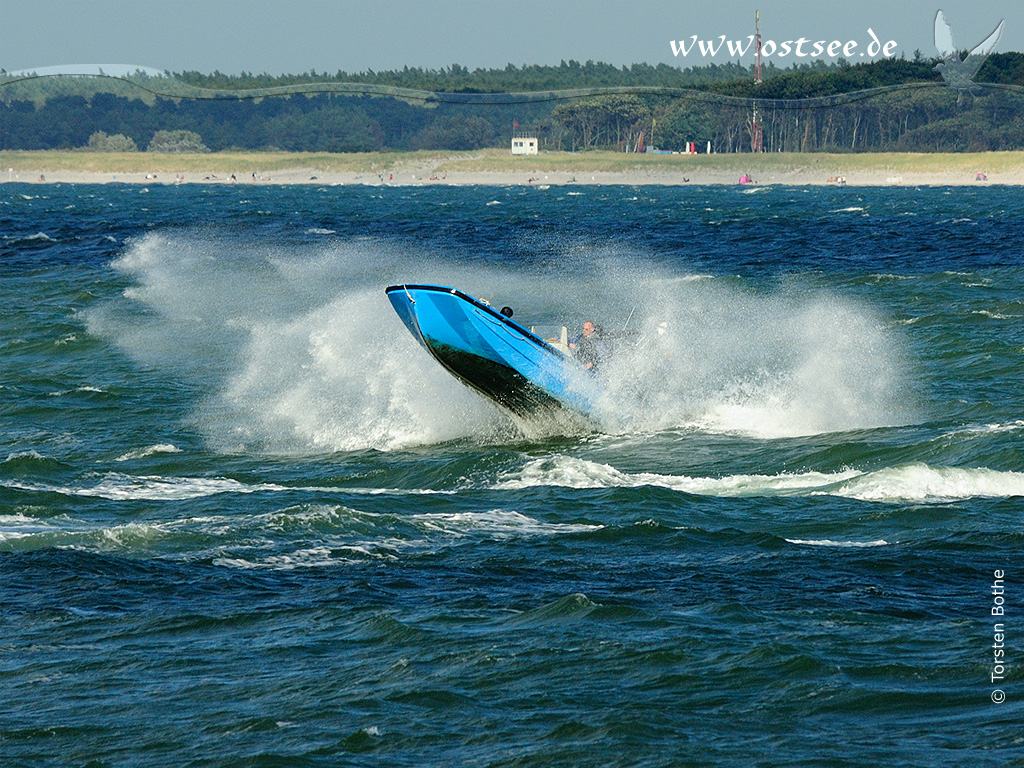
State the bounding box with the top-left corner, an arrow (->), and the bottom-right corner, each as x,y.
426,340 -> 570,419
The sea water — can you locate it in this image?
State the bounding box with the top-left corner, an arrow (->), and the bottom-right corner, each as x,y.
1,182 -> 1021,766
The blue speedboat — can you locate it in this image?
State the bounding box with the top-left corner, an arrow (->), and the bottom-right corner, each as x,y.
386,284 -> 601,421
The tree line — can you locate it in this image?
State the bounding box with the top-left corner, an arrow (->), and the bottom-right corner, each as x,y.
1,54 -> 1023,153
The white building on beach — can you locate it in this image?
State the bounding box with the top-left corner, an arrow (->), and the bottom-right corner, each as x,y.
510,134 -> 538,155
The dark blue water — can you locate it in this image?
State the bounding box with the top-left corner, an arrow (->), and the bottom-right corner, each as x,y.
1,182 -> 1021,767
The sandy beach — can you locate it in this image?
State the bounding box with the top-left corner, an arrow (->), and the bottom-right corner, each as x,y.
2,149 -> 1022,187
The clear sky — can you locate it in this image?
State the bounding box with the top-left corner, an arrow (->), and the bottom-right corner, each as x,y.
0,0 -> 1017,76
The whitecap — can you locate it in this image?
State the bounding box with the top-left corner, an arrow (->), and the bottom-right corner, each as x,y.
972,310 -> 1018,319
495,456 -> 860,497
497,456 -> 1024,503
215,546 -> 339,570
409,508 -> 600,538
4,450 -> 48,463
826,464 -> 1024,503
1,474 -> 289,501
47,385 -> 106,396
786,538 -> 889,547
115,444 -> 183,461
0,530 -> 32,543
100,522 -> 169,546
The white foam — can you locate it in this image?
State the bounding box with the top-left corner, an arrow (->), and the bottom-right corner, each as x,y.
202,507 -> 595,570
826,464 -> 1024,503
4,450 -> 48,463
47,385 -> 105,396
0,531 -> 32,543
786,538 -> 889,547
115,444 -> 183,461
0,512 -> 60,544
215,546 -> 343,570
1,474 -> 289,501
330,486 -> 452,496
972,310 -> 1020,319
945,421 -> 1024,438
497,456 -> 1024,503
1,500 -> 595,561
496,456 -> 860,496
100,522 -> 169,546
410,508 -> 600,537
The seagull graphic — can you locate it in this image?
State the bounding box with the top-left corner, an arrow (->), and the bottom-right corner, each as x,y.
933,10 -> 1004,91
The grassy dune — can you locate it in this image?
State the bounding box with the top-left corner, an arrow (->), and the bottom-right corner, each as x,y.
3,148 -> 1022,179
434,149 -> 1024,175
0,150 -> 474,175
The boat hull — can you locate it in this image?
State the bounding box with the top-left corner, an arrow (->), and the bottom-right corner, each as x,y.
386,284 -> 599,420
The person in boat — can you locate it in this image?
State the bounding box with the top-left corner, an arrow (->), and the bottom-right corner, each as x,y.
569,320 -> 602,371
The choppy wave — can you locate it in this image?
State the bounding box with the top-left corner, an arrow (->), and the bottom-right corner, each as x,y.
496,456 -> 1024,502
0,502 -> 601,564
1,473 -> 289,501
828,464 -> 1024,502
5,176 -> 1024,768
785,538 -> 889,547
115,444 -> 183,461
15,459 -> 1013,506
4,450 -> 49,464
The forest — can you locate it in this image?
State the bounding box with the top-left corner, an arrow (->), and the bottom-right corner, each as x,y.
2,53 -> 1024,154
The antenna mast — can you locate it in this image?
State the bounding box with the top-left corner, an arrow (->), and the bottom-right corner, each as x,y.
751,9 -> 764,153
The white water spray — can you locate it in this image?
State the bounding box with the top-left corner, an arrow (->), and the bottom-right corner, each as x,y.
88,233 -> 911,452
598,276 -> 910,437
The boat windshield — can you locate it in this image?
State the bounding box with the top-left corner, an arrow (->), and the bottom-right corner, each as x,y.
529,325 -> 571,355
529,325 -> 565,341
